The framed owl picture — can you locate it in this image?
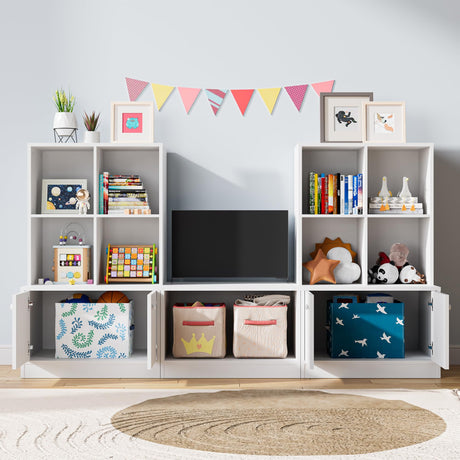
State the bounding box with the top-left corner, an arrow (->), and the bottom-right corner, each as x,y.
320,92 -> 373,143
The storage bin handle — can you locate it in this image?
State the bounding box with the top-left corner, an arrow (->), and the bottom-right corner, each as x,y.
182,320 -> 215,326
244,319 -> 277,326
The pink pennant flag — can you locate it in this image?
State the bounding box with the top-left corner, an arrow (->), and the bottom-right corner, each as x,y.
177,87 -> 201,114
231,89 -> 254,116
311,80 -> 335,96
205,89 -> 227,115
125,77 -> 150,101
284,84 -> 308,111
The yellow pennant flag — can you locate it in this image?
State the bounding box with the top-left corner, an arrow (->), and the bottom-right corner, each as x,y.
151,83 -> 175,110
257,87 -> 281,114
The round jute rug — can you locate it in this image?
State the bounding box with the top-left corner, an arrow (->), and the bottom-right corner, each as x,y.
111,390 -> 446,456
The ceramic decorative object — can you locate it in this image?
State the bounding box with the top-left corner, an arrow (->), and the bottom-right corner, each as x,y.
83,131 -> 100,143
53,112 -> 77,136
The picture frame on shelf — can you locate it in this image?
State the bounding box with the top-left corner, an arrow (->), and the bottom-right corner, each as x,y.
320,92 -> 373,143
111,101 -> 154,143
41,179 -> 88,214
363,101 -> 406,143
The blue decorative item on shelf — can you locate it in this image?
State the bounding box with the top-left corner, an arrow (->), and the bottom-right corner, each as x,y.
327,300 -> 405,359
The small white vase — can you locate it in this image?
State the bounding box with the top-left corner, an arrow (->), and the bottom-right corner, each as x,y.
53,112 -> 77,136
84,131 -> 100,143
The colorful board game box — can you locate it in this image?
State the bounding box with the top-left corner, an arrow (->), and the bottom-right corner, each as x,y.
105,244 -> 157,283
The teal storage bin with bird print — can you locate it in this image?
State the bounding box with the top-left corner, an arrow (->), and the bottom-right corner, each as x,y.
327,299 -> 404,359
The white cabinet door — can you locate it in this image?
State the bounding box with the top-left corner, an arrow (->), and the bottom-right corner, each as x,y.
147,291 -> 158,370
431,292 -> 449,369
303,291 -> 315,370
12,292 -> 31,370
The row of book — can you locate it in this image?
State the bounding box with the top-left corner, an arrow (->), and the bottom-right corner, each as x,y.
308,173 -> 363,215
99,174 -> 151,214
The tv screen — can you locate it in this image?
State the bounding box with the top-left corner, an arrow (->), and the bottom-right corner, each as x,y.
172,210 -> 288,281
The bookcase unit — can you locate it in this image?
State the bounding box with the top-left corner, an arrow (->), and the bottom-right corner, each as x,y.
295,143 -> 449,378
12,143 -> 449,379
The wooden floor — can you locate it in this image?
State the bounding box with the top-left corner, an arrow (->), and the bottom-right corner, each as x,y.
0,365 -> 459,389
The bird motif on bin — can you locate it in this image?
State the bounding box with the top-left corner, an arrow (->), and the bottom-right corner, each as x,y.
396,317 -> 404,326
376,304 -> 387,314
377,351 -> 386,359
338,303 -> 349,309
352,314 -> 360,320
336,317 -> 344,326
355,338 -> 368,347
338,349 -> 349,357
380,332 -> 392,343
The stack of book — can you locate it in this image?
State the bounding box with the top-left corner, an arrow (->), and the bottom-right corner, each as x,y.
99,173 -> 150,214
308,172 -> 363,215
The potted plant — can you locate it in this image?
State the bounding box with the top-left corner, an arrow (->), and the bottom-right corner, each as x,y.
53,89 -> 77,138
82,111 -> 101,143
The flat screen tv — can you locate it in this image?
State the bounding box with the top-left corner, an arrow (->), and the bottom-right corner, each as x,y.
171,210 -> 288,281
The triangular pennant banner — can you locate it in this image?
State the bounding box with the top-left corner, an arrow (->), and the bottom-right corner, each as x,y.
311,80 -> 335,96
230,89 -> 254,116
257,87 -> 282,114
205,89 -> 227,115
177,87 -> 201,114
285,84 -> 308,111
125,77 -> 149,101
151,83 -> 175,110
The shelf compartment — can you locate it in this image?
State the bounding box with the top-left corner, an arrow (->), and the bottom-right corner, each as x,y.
95,217 -> 160,285
29,216 -> 94,286
368,217 -> 432,285
161,290 -> 300,378
300,145 -> 366,215
30,145 -> 94,215
301,217 -> 366,285
95,146 -> 161,215
367,145 -> 432,216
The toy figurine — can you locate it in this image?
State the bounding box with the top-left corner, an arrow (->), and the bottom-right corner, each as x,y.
76,189 -> 90,214
378,176 -> 392,198
398,177 -> 412,199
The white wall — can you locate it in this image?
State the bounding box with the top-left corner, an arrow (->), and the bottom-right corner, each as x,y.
1,0 -> 459,355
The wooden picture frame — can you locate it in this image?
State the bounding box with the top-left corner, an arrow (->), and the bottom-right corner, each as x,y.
320,92 -> 373,143
41,179 -> 88,214
363,102 -> 406,143
111,101 -> 154,143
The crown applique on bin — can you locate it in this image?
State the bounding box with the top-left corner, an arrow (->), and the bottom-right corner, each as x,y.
181,333 -> 216,355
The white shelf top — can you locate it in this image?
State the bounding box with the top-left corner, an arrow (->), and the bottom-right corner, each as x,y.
162,282 -> 299,291
314,350 -> 431,362
30,349 -> 147,362
96,214 -> 160,219
301,214 -> 364,218
23,284 -> 161,292
29,143 -> 163,149
297,142 -> 434,149
368,214 -> 430,219
301,283 -> 440,292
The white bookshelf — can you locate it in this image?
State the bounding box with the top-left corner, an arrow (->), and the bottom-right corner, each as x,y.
12,143 -> 449,379
296,143 -> 449,378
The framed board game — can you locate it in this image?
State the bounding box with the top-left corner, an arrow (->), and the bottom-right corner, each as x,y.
105,244 -> 157,283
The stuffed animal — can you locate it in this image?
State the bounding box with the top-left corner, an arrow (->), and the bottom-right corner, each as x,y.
399,263 -> 426,284
389,243 -> 409,268
376,262 -> 399,284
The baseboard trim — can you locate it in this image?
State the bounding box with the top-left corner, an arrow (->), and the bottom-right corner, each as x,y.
0,346 -> 11,365
450,345 -> 460,366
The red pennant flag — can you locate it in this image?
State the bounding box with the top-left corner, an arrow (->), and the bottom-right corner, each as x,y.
125,77 -> 150,101
311,80 -> 335,96
178,87 -> 201,114
230,89 -> 254,116
285,84 -> 308,111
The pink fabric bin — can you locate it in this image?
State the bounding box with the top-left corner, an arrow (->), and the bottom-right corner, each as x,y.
233,304 -> 288,358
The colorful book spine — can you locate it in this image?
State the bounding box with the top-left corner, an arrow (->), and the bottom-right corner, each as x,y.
353,175 -> 358,214
340,175 -> 344,215
332,174 -> 338,214
344,175 -> 348,215
328,174 -> 334,214
99,173 -> 103,214
357,173 -> 363,214
314,173 -> 319,214
309,172 -> 315,214
348,174 -> 353,215
336,173 -> 341,214
320,175 -> 326,214
103,172 -> 109,215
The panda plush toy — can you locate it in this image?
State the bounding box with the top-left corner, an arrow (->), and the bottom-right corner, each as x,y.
368,252 -> 399,284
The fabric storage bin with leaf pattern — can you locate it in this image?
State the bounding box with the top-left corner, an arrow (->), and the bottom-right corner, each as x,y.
55,302 -> 134,359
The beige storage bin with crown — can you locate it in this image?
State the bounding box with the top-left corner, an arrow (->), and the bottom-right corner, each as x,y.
173,302 -> 226,358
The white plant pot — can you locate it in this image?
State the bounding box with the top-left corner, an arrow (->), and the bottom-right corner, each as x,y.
53,112 -> 77,136
84,131 -> 100,143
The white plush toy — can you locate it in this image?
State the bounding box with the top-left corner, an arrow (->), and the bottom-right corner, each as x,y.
326,247 -> 361,284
